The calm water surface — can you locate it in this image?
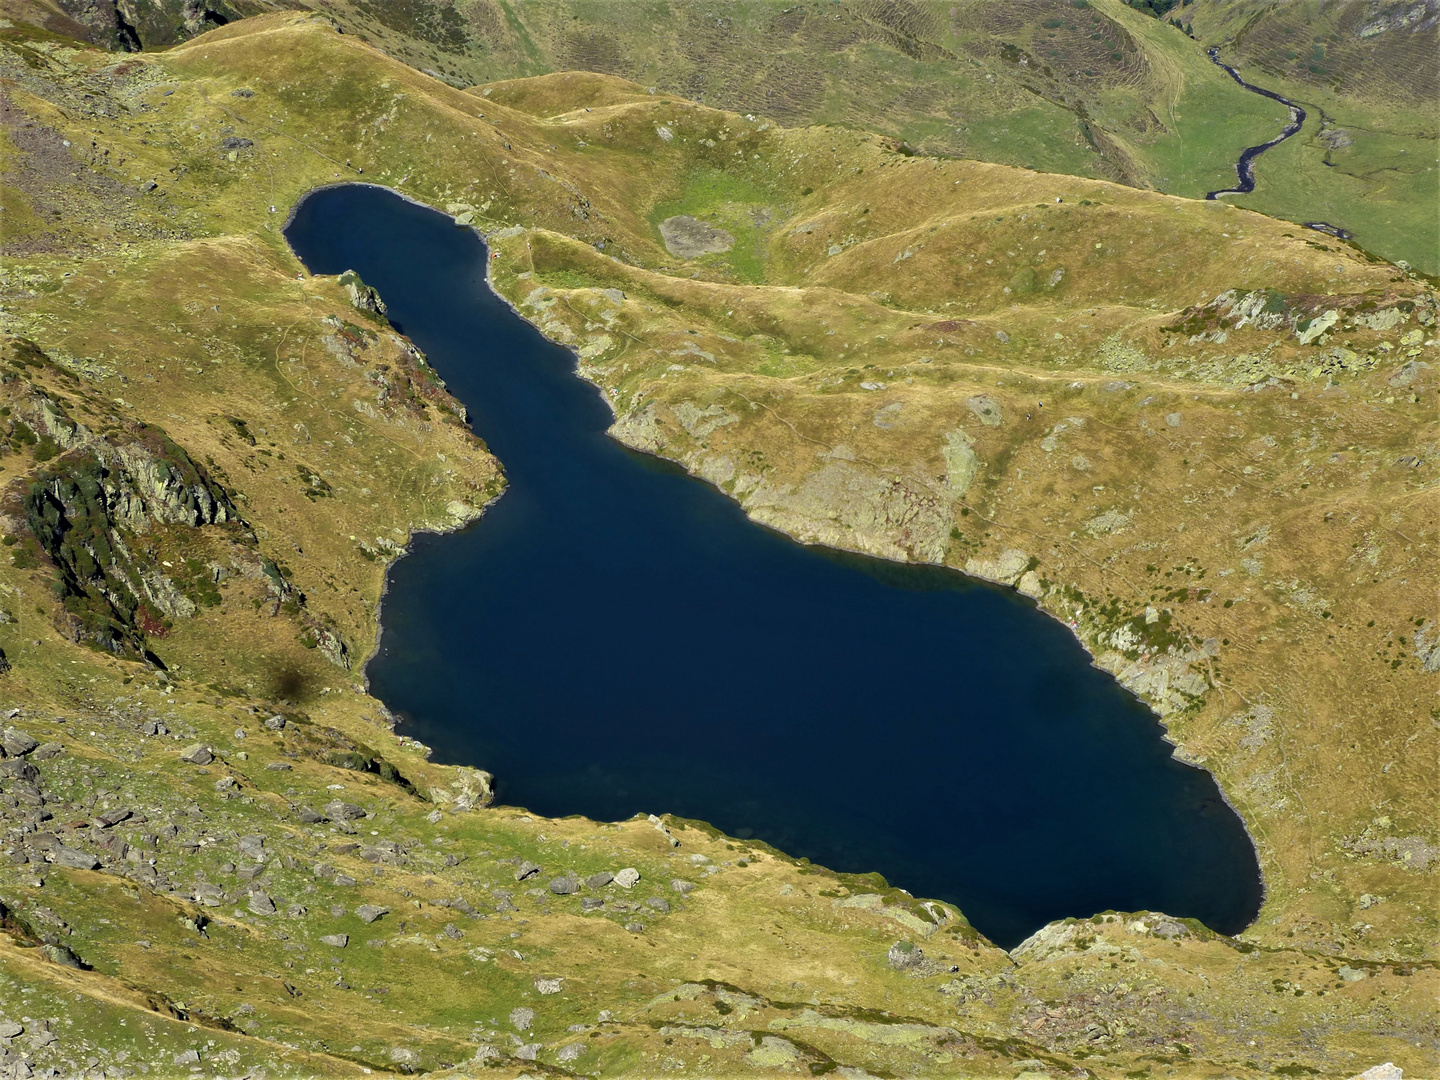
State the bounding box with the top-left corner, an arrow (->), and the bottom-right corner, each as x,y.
286,184 -> 1262,949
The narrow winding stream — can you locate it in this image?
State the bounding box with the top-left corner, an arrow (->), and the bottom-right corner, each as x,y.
1205,47 -> 1308,199
286,184 -> 1263,950
1205,48 -> 1354,239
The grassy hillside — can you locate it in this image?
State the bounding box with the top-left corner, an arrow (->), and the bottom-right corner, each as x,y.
0,11 -> 1436,1078
236,0 -> 1440,274
13,0 -> 1438,274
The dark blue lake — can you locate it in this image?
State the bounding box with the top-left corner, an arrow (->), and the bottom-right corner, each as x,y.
285,184 -> 1262,950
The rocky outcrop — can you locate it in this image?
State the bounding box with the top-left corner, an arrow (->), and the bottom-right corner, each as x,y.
658,216 -> 734,258
4,373 -> 247,658
55,0 -> 235,51
428,766 -> 495,811
339,270 -> 388,317
741,461 -> 952,563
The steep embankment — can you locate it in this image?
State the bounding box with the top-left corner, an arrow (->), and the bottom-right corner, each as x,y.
0,12 -> 1435,1078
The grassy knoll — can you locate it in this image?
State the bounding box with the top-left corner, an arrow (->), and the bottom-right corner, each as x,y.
0,11 -> 1436,1078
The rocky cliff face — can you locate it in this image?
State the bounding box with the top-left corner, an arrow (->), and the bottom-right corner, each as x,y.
52,0 -> 243,51
1,344 -> 263,660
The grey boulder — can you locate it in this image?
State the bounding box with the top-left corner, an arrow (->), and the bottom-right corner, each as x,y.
179,744 -> 214,765
1,728 -> 38,756
50,846 -> 99,870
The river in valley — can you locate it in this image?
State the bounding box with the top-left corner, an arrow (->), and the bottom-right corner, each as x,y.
285,184 -> 1263,950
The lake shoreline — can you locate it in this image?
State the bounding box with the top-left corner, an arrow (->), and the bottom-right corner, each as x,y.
286,182 -> 1266,948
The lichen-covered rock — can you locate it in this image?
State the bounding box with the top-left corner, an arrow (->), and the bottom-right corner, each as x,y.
1,727 -> 38,756
966,395 -> 1003,426
887,940 -> 925,970
658,215 -> 734,257
941,430 -> 978,495
743,461 -> 952,564
180,744 -> 214,765
324,799 -> 366,820
50,846 -> 99,871
964,549 -> 1030,586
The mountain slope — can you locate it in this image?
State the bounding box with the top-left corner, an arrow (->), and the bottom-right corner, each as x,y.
0,12 -> 1436,1078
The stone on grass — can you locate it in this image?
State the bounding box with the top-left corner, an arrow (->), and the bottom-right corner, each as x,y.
585,871 -> 614,890
1151,917 -> 1189,939
264,715 -> 287,731
173,1049 -> 200,1065
324,800 -> 366,821
514,860 -> 541,881
548,875 -> 579,895
1349,1065 -> 1402,1080
355,904 -> 389,924
510,1006 -> 534,1030
614,867 -> 640,889
658,215 -> 734,258
0,1020 -> 22,1038
50,846 -> 99,870
179,744 -> 214,765
670,879 -> 695,894
320,934 -> 348,948
247,891 -> 277,916
42,943 -> 84,968
966,395 -> 1003,427
535,977 -> 563,994
31,742 -> 63,760
887,940 -> 924,970
646,896 -> 670,913
389,1047 -> 418,1065
238,835 -> 266,860
1,728 -> 38,756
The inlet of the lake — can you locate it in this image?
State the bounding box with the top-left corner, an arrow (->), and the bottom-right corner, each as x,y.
286,183 -> 1262,950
